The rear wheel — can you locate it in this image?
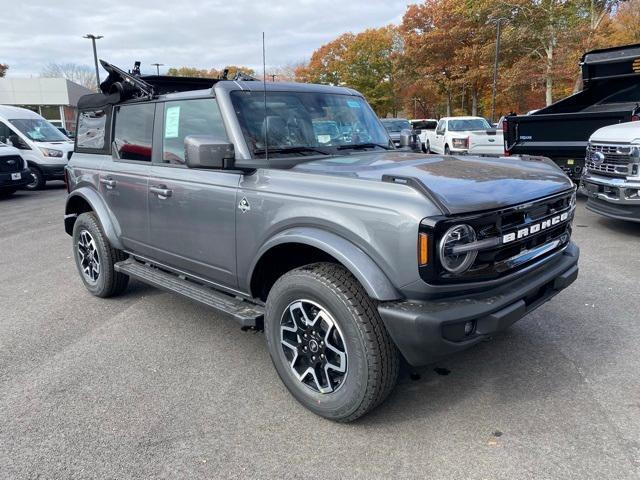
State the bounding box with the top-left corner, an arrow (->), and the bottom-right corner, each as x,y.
25,166 -> 45,190
264,262 -> 399,422
72,212 -> 129,298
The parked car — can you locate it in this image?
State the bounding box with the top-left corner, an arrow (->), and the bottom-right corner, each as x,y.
426,116 -> 492,154
467,116 -> 505,156
410,118 -> 438,153
0,141 -> 30,196
0,105 -> 74,190
504,43 -> 640,182
581,121 -> 640,222
380,118 -> 421,150
64,60 -> 579,422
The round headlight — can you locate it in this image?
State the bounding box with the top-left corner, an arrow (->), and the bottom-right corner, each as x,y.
438,224 -> 477,274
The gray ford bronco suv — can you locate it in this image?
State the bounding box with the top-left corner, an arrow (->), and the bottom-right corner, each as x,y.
64,61 -> 579,421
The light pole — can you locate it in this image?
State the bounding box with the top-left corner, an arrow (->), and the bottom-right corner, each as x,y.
488,18 -> 508,123
151,63 -> 164,75
83,34 -> 103,90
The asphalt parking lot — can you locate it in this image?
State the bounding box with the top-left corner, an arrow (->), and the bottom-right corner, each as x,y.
1,184 -> 639,479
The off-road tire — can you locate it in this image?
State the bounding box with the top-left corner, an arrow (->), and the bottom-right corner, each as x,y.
264,262 -> 399,422
72,212 -> 129,298
25,166 -> 45,190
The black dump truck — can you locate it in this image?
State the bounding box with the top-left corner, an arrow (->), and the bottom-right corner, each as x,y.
504,44 -> 640,181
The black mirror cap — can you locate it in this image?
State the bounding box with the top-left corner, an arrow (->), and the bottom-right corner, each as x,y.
9,134 -> 30,150
184,135 -> 234,169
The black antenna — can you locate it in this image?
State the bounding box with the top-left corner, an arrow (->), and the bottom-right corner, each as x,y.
262,32 -> 269,164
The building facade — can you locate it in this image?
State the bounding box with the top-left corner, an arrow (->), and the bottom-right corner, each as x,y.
0,78 -> 93,134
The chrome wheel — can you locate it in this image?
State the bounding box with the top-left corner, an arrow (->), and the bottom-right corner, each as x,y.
77,229 -> 100,284
280,299 -> 347,394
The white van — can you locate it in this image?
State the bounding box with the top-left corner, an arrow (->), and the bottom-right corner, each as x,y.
0,105 -> 74,190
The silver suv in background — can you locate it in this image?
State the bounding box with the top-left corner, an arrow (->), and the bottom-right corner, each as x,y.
64,61 -> 579,421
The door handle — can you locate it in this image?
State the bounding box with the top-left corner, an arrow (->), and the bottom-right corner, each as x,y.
150,185 -> 172,198
100,177 -> 116,189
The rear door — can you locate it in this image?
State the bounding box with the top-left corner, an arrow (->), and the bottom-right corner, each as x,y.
146,98 -> 240,288
99,103 -> 155,254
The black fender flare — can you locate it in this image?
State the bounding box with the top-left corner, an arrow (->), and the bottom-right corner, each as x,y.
64,187 -> 124,250
248,227 -> 401,301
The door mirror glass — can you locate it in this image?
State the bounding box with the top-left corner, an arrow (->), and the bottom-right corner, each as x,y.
184,135 -> 234,169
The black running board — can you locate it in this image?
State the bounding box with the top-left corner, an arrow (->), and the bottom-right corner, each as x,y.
114,259 -> 264,328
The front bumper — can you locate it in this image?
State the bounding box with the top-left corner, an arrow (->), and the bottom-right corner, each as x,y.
582,173 -> 640,222
0,168 -> 32,189
378,242 -> 579,366
39,163 -> 67,179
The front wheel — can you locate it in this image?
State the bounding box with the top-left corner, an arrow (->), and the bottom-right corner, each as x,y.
72,212 -> 129,298
444,145 -> 451,155
25,166 -> 45,190
264,263 -> 399,422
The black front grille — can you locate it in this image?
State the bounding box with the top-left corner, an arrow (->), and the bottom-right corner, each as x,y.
0,155 -> 22,173
421,190 -> 575,284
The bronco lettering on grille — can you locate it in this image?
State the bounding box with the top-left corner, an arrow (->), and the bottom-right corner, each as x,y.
502,211 -> 570,244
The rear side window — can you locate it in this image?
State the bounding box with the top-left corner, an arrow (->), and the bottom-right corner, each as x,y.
162,98 -> 227,164
113,103 -> 155,162
77,110 -> 107,149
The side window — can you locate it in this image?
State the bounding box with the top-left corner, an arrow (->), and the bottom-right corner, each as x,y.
436,120 -> 445,133
0,121 -> 14,144
113,103 -> 155,162
162,98 -> 227,164
77,110 -> 107,149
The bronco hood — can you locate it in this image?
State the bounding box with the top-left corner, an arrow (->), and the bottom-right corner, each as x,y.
293,152 -> 574,215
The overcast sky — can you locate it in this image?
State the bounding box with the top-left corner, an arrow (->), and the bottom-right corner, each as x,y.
1,0 -> 413,78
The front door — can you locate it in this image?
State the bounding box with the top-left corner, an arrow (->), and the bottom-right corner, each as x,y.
99,103 -> 155,254
146,98 -> 240,288
433,119 -> 446,153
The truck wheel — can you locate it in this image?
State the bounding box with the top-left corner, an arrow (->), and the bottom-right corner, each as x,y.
426,141 -> 432,153
422,142 -> 428,153
72,212 -> 129,298
25,166 -> 45,190
264,262 -> 399,422
444,145 -> 451,155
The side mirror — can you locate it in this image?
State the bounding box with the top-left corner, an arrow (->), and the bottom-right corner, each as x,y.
9,134 -> 30,150
399,129 -> 413,148
184,135 -> 234,169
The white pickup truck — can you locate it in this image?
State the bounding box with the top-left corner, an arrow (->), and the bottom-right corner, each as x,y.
410,118 -> 438,153
581,121 -> 640,222
426,116 -> 493,155
467,116 -> 505,156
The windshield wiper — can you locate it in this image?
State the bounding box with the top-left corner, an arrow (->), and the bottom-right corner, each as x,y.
337,143 -> 391,151
253,146 -> 331,156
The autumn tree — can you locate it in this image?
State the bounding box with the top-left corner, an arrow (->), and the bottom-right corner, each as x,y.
296,26 -> 401,116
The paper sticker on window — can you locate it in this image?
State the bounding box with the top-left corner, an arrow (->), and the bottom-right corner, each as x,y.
347,100 -> 361,108
165,105 -> 181,138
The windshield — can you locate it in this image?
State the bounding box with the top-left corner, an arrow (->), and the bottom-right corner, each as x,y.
448,118 -> 491,132
9,119 -> 68,142
381,119 -> 411,133
230,91 -> 390,157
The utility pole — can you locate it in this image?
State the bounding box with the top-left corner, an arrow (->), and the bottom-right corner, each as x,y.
151,63 -> 164,75
488,18 -> 508,123
83,34 -> 103,90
